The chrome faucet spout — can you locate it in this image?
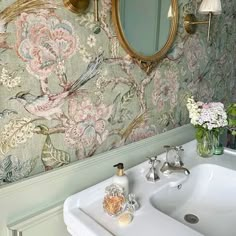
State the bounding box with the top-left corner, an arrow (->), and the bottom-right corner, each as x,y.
160,162 -> 190,176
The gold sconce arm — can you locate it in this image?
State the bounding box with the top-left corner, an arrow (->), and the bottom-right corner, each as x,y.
94,0 -> 99,22
63,0 -> 90,14
93,0 -> 101,34
184,13 -> 213,41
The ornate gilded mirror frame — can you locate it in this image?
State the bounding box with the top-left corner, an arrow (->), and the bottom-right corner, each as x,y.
112,0 -> 178,74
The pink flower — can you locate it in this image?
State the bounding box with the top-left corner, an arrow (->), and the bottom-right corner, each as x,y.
126,124 -> 157,144
202,104 -> 210,109
65,98 -> 113,150
152,69 -> 179,111
101,0 -> 112,14
16,13 -> 77,78
187,97 -> 228,130
184,35 -> 206,73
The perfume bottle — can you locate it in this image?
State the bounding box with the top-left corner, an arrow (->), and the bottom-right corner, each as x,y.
103,184 -> 126,216
126,193 -> 139,213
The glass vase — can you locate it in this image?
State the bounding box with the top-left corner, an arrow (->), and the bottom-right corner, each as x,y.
213,129 -> 224,155
196,129 -> 214,158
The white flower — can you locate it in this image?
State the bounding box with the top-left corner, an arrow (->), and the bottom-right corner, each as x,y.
7,76 -> 21,88
95,91 -> 104,101
98,46 -> 103,54
0,68 -> 21,89
87,35 -> 96,48
85,13 -> 94,23
82,52 -> 92,63
186,97 -> 201,125
78,45 -> 87,55
186,97 -> 228,130
96,70 -> 109,89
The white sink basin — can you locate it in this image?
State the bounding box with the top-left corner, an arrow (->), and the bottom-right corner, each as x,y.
64,140 -> 236,236
63,162 -> 201,236
150,164 -> 236,236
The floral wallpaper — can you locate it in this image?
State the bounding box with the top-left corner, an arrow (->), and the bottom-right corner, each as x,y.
0,0 -> 235,185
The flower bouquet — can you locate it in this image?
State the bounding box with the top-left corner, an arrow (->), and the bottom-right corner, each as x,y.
186,97 -> 228,157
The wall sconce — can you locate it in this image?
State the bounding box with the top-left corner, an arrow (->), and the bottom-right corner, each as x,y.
168,5 -> 173,18
184,0 -> 222,41
93,0 -> 101,34
63,0 -> 90,14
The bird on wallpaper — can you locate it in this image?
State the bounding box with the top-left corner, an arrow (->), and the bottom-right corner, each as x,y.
10,53 -> 103,120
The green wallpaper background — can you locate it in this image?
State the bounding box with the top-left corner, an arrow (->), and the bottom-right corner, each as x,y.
0,0 -> 235,185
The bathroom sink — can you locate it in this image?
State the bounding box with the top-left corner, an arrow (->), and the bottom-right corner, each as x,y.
150,164 -> 236,236
64,151 -> 202,236
64,140 -> 236,236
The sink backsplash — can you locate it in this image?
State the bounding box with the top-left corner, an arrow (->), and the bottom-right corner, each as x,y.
0,0 -> 235,186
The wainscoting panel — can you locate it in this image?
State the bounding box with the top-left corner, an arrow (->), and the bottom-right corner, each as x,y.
8,204 -> 70,236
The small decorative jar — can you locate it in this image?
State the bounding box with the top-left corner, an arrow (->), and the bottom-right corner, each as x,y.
126,193 -> 139,213
103,184 -> 126,216
196,128 -> 214,158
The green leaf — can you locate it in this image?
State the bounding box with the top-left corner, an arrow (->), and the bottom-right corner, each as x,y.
121,87 -> 135,106
227,103 -> 236,135
195,127 -> 205,142
0,118 -> 35,154
41,136 -> 70,169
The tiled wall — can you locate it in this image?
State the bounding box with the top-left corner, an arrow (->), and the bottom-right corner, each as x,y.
0,0 -> 235,185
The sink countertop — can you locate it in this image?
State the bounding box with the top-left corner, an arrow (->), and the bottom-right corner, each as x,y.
63,140 -> 236,236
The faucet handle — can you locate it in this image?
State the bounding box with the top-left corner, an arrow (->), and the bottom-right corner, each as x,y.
174,146 -> 184,166
164,145 -> 184,167
146,156 -> 160,182
164,145 -> 184,151
175,145 -> 184,152
147,156 -> 160,166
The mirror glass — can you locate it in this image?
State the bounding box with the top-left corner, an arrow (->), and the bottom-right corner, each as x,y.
119,0 -> 172,57
112,0 -> 178,72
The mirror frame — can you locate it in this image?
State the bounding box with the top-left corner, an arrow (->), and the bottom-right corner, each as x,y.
112,0 -> 178,73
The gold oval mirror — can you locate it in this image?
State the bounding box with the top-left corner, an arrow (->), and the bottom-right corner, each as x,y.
112,0 -> 178,73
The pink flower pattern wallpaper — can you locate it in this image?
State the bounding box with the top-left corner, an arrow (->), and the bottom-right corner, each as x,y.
0,0 -> 235,185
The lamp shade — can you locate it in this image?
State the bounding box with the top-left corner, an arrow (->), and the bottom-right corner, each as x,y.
199,0 -> 222,15
168,5 -> 173,18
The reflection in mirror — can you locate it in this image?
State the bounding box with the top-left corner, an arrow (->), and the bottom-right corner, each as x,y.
119,0 -> 172,56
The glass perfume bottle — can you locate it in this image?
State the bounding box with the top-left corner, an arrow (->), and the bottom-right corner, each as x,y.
126,193 -> 139,213
103,184 -> 126,216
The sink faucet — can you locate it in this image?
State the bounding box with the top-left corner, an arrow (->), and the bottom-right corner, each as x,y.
160,145 -> 190,176
160,161 -> 190,175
